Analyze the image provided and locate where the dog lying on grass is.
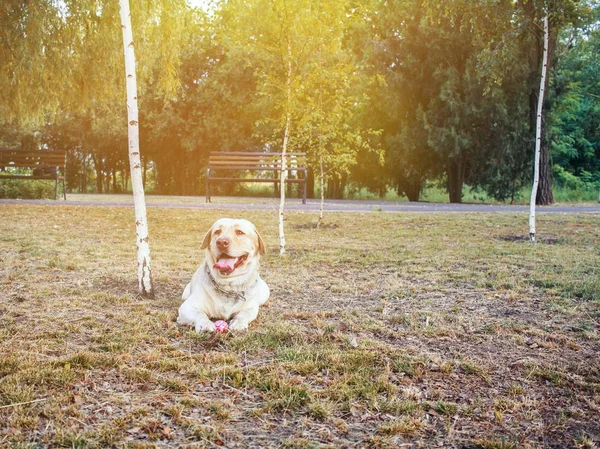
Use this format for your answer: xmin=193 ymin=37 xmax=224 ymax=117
xmin=177 ymin=218 xmax=270 ymax=332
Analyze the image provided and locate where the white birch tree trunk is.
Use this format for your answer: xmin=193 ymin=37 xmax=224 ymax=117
xmin=279 ymin=45 xmax=292 ymax=255
xmin=279 ymin=122 xmax=289 ymax=255
xmin=529 ymin=14 xmax=549 ymax=243
xmin=119 ymin=0 xmax=153 ymax=296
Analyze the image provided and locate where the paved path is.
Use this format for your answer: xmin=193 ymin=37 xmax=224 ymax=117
xmin=1 ymin=194 xmax=599 ymax=214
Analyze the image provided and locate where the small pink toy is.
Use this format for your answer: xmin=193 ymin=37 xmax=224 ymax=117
xmin=214 ymin=320 xmax=229 ymax=334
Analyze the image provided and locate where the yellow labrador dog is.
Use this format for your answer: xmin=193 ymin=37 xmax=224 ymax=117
xmin=177 ymin=218 xmax=270 ymax=332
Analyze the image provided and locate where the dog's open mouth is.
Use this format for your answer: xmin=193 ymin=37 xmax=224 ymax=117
xmin=213 ymin=253 xmax=248 ymax=274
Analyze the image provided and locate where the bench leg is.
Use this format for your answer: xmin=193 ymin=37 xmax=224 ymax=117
xmin=302 ymin=169 xmax=307 ymax=205
xmin=54 ymin=177 xmax=58 ymax=200
xmin=62 ymin=176 xmax=67 ymax=200
xmin=206 ymin=168 xmax=211 ymax=203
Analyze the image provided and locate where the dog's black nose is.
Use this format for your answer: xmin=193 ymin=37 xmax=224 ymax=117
xmin=216 ymin=237 xmax=230 ymax=249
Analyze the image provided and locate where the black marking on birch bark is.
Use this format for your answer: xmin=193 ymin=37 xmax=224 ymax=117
xmin=133 ymin=163 xmax=141 ymax=169
xmin=140 ymin=236 xmax=149 ymax=243
xmin=132 ymin=152 xmax=140 ymax=156
xmin=139 ymin=257 xmax=154 ymax=298
xmin=127 ymin=74 xmax=133 ymax=78
xmin=136 ymin=220 xmax=142 ymax=226
xmin=128 ymin=41 xmax=134 ymax=48
xmin=129 ymin=120 xmax=138 ymax=126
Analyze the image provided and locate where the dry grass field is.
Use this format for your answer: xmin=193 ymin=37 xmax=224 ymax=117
xmin=0 ymin=204 xmax=599 ymax=449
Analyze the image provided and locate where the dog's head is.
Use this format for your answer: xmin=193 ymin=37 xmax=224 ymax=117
xmin=201 ymin=218 xmax=266 ymax=279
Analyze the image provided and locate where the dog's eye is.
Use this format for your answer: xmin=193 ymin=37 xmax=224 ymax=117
xmin=214 ymin=229 xmax=222 ymax=236
xmin=235 ymin=230 xmax=245 ymax=236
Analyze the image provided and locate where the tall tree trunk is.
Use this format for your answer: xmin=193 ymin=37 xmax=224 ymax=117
xmin=120 ymin=0 xmax=153 ymax=297
xmin=340 ymin=173 xmax=348 ymax=198
xmin=447 ymin=157 xmax=465 ymax=203
xmin=121 ymin=168 xmax=126 ymax=192
xmin=279 ymin=41 xmax=292 ymax=255
xmin=92 ymin=156 xmax=104 ymax=193
xmin=178 ymin=149 xmax=186 ymax=195
xmin=405 ymin=186 xmax=421 ymax=202
xmin=326 ymin=176 xmax=343 ymax=199
xmin=530 ymin=15 xmax=549 ymax=242
xmin=306 ymin=167 xmax=315 ymax=199
xmin=317 ymin=152 xmax=325 ymax=227
xmin=510 ymin=177 xmax=516 ymax=205
xmin=124 ymin=165 xmax=130 ymax=192
xmin=401 ymin=177 xmax=422 ymax=202
xmin=81 ymin=151 xmax=87 ymax=193
xmin=536 ymin=135 xmax=553 ymax=205
xmin=112 ymin=168 xmax=118 ymax=192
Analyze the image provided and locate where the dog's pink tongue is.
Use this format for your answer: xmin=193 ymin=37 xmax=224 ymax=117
xmin=214 ymin=257 xmax=237 ymax=272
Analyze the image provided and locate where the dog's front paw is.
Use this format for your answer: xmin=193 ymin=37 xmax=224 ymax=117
xmin=195 ymin=320 xmax=216 ymax=333
xmin=228 ymin=319 xmax=249 ymax=331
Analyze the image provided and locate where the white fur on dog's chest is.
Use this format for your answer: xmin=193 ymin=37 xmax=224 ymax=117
xmin=204 ymin=288 xmax=254 ymax=320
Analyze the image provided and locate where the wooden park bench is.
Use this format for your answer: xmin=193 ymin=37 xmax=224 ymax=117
xmin=0 ymin=149 xmax=67 ymax=200
xmin=206 ymin=152 xmax=308 ymax=204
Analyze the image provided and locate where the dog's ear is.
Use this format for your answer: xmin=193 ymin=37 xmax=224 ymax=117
xmin=255 ymin=229 xmax=266 ymax=255
xmin=200 ymin=225 xmax=213 ymax=250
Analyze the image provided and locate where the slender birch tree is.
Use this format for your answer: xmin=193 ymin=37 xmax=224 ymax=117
xmin=278 ymin=41 xmax=292 ymax=255
xmin=221 ymin=0 xmax=317 ymax=255
xmin=119 ymin=0 xmax=154 ymax=296
xmin=529 ymin=14 xmax=549 ymax=243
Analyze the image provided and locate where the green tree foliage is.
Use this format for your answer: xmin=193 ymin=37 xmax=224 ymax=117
xmin=347 ymin=0 xmax=435 ymax=201
xmin=1 ymin=0 xmax=599 ymax=202
xmin=548 ymin=25 xmax=600 ymax=191
xmin=0 ymin=0 xmax=69 ymax=126
xmin=352 ymin=0 xmax=598 ymax=203
xmin=417 ymin=0 xmax=498 ymax=203
xmin=290 ymin=3 xmax=382 ymax=201
xmin=481 ymin=0 xmax=597 ymax=204
xmin=219 ymin=0 xmax=378 ymax=199
xmin=354 ymin=0 xmax=523 ymax=202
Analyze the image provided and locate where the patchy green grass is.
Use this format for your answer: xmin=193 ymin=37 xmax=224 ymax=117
xmin=344 ymin=182 xmax=600 ymax=204
xmin=0 ymin=205 xmax=599 ymax=448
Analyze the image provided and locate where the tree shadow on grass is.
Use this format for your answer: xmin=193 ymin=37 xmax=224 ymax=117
xmin=497 ymin=235 xmax=565 ymax=245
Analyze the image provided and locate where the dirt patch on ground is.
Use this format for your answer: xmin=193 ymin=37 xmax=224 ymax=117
xmin=497 ymin=234 xmax=565 ymax=245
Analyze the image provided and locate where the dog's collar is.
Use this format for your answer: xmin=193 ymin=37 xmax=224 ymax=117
xmin=206 ymin=267 xmax=257 ymax=302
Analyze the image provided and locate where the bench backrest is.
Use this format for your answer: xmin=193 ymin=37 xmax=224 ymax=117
xmin=208 ymin=152 xmax=306 ymax=171
xmin=0 ymin=150 xmax=67 ymax=169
